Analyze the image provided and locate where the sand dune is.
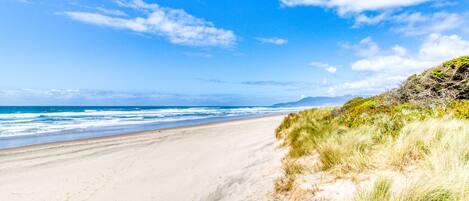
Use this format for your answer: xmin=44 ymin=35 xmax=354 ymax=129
xmin=0 ymin=115 xmax=285 ymax=201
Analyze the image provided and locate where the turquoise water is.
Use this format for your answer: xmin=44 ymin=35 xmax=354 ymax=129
xmin=0 ymin=106 xmax=302 ymax=149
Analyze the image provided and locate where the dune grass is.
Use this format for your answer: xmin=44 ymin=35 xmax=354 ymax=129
xmin=355 ymin=177 xmax=392 ymax=201
xmin=355 ymin=119 xmax=469 ymax=201
xmin=275 ymin=97 xmax=469 ymax=200
xmin=274 ymin=56 xmax=469 ymax=200
xmin=274 ymin=159 xmax=304 ymax=193
xmin=317 ymin=126 xmax=374 ymax=173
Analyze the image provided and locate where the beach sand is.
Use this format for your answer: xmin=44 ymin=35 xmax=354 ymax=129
xmin=0 ymin=115 xmax=285 ymax=201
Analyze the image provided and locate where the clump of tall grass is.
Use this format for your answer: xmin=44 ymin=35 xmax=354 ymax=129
xmin=317 ymin=126 xmax=375 ymax=174
xmin=387 ymin=119 xmax=469 ymax=169
xmin=277 ymin=108 xmax=338 ymax=158
xmin=356 ymin=118 xmax=469 ymax=201
xmin=397 ymin=173 xmax=467 ymax=201
xmin=354 ymin=177 xmax=392 ymax=201
xmin=275 ymin=159 xmax=304 ymax=193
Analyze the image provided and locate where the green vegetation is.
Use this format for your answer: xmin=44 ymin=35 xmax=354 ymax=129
xmin=355 ymin=177 xmax=392 ymax=201
xmin=274 ymin=159 xmax=304 ymax=193
xmin=387 ymin=56 xmax=469 ymax=102
xmin=431 ymin=67 xmax=445 ymax=78
xmin=443 ymin=56 xmax=469 ymax=69
xmin=274 ymin=56 xmax=469 ymax=200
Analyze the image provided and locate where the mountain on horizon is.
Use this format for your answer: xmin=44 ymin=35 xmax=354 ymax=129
xmin=272 ymin=95 xmax=361 ymax=107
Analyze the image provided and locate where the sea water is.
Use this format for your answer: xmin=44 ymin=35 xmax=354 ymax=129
xmin=0 ymin=106 xmax=303 ymax=149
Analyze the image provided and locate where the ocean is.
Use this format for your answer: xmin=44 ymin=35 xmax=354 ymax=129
xmin=0 ymin=106 xmax=303 ymax=149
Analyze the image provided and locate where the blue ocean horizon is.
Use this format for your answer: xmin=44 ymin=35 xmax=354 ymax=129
xmin=0 ymin=106 xmax=303 ymax=149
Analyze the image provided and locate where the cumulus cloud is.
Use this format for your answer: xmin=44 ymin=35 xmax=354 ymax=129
xmin=419 ymin=33 xmax=469 ymax=60
xmin=329 ymin=33 xmax=469 ymax=95
xmin=309 ymin=61 xmax=338 ymax=73
xmin=328 ymin=73 xmax=407 ymax=95
xmin=256 ymin=37 xmax=288 ymax=45
xmin=280 ymin=0 xmax=431 ymax=15
xmin=63 ymin=0 xmax=236 ymax=47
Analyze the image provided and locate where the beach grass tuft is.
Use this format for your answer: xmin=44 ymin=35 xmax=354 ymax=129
xmin=355 ymin=177 xmax=392 ymax=201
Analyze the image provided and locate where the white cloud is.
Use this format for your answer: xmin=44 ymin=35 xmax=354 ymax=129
xmin=309 ymin=61 xmax=338 ymax=73
xmin=341 ymin=36 xmax=380 ymax=57
xmin=280 ymin=0 xmax=431 ymax=15
xmin=431 ymin=0 xmax=458 ymax=8
xmin=65 ymin=12 xmax=147 ymax=31
xmin=353 ymin=11 xmax=392 ymax=27
xmin=63 ymin=0 xmax=236 ymax=47
xmin=392 ymin=45 xmax=407 ymax=56
xmin=392 ymin=12 xmax=463 ymax=36
xmin=328 ymin=73 xmax=407 ymax=95
xmin=354 ymin=11 xmax=465 ymax=35
xmin=351 ymin=54 xmax=435 ymax=73
xmin=0 ymin=88 xmax=256 ymax=106
xmin=0 ymin=89 xmax=83 ymax=99
xmin=325 ymin=67 xmax=337 ymax=73
xmin=256 ymin=37 xmax=288 ymax=45
xmin=95 ymin=7 xmax=128 ymax=17
xmin=280 ymin=0 xmax=465 ymax=36
xmin=329 ymin=33 xmax=469 ymax=95
xmin=419 ymin=33 xmax=469 ymax=60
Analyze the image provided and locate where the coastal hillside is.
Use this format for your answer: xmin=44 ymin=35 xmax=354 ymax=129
xmin=273 ymin=95 xmax=358 ymax=107
xmin=273 ymin=56 xmax=469 ymax=201
xmin=386 ymin=56 xmax=469 ymax=102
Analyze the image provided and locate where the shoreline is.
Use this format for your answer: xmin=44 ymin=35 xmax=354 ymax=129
xmin=0 ymin=113 xmax=290 ymax=151
xmin=0 ymin=114 xmax=286 ymax=153
xmin=0 ymin=114 xmax=286 ymax=201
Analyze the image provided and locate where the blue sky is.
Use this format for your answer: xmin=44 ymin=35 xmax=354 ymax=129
xmin=1 ymin=0 xmax=468 ymax=106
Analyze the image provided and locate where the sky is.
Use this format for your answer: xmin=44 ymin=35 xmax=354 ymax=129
xmin=0 ymin=0 xmax=468 ymax=106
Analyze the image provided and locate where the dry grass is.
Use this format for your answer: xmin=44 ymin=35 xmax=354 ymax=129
xmin=274 ymin=101 xmax=469 ymax=200
xmin=355 ymin=177 xmax=392 ymax=201
xmin=275 ymin=159 xmax=304 ymax=193
xmin=355 ymin=118 xmax=469 ymax=201
xmin=317 ymin=126 xmax=375 ymax=174
xmin=273 ymin=56 xmax=469 ymax=200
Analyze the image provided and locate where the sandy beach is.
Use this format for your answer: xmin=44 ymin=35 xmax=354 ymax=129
xmin=0 ymin=115 xmax=285 ymax=201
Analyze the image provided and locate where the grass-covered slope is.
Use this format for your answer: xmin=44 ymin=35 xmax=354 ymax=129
xmin=274 ymin=56 xmax=469 ymax=201
xmin=387 ymin=55 xmax=469 ymax=102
